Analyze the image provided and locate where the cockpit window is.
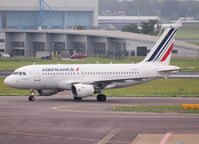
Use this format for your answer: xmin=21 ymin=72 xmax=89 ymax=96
xmin=12 ymin=72 xmax=26 ymax=76
xmin=12 ymin=72 xmax=18 ymax=75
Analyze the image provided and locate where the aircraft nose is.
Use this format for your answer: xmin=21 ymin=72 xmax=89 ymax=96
xmin=4 ymin=76 xmax=12 ymax=87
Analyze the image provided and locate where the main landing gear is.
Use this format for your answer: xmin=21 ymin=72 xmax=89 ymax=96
xmin=28 ymin=89 xmax=35 ymax=102
xmin=73 ymin=97 xmax=82 ymax=101
xmin=97 ymin=94 xmax=106 ymax=102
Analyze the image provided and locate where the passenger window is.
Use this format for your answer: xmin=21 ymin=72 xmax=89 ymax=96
xmin=19 ymin=72 xmax=22 ymax=75
xmin=23 ymin=72 xmax=26 ymax=75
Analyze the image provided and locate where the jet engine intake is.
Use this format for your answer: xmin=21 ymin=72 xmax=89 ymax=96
xmin=71 ymin=84 xmax=95 ymax=98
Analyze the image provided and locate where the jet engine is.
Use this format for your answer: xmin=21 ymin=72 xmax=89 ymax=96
xmin=37 ymin=90 xmax=58 ymax=96
xmin=71 ymin=84 xmax=95 ymax=98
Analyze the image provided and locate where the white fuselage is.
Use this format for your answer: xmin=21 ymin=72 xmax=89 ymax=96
xmin=4 ymin=63 xmax=179 ymax=91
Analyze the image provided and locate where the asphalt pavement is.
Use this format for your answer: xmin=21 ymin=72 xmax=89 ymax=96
xmin=0 ymin=94 xmax=199 ymax=144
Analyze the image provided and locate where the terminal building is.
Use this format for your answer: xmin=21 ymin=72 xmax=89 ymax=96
xmin=0 ymin=0 xmax=198 ymax=58
xmin=0 ymin=29 xmax=199 ymax=57
xmin=0 ymin=0 xmax=98 ymax=30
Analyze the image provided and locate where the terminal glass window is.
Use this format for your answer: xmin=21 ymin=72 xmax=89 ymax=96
xmin=137 ymin=46 xmax=147 ymax=56
xmin=72 ymin=42 xmax=85 ymax=54
xmin=52 ymin=42 xmax=65 ymax=55
xmin=0 ymin=39 xmax=5 ymax=42
xmin=108 ymin=41 xmax=127 ymax=58
xmin=33 ymin=42 xmax=45 ymax=56
xmin=94 ymin=42 xmax=106 ymax=57
xmin=13 ymin=42 xmax=24 ymax=48
xmin=12 ymin=42 xmax=25 ymax=56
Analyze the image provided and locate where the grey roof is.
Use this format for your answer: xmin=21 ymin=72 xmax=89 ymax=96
xmin=98 ymin=16 xmax=160 ymax=23
xmin=1 ymin=29 xmax=199 ymax=50
xmin=0 ymin=0 xmax=97 ymax=11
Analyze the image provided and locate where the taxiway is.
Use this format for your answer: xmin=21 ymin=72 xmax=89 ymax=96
xmin=0 ymin=93 xmax=199 ymax=144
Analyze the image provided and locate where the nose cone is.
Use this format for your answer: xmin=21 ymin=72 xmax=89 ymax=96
xmin=4 ymin=76 xmax=14 ymax=88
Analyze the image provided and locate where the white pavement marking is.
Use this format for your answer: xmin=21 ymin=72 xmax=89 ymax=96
xmin=159 ymin=132 xmax=172 ymax=144
xmin=98 ymin=128 xmax=121 ymax=144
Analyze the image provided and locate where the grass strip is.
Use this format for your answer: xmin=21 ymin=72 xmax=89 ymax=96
xmin=1 ymin=77 xmax=199 ymax=97
xmin=112 ymin=105 xmax=199 ymax=114
xmin=104 ymin=79 xmax=199 ymax=97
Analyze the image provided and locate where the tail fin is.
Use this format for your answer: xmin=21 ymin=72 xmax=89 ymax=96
xmin=175 ymin=17 xmax=183 ymax=28
xmin=141 ymin=27 xmax=177 ymax=65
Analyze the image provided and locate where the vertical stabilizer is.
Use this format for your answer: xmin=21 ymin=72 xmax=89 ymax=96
xmin=141 ymin=27 xmax=177 ymax=65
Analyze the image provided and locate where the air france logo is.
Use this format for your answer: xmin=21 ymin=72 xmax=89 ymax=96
xmin=42 ymin=67 xmax=80 ymax=72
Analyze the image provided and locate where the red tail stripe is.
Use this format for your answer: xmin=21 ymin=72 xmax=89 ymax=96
xmin=160 ymin=43 xmax=174 ymax=62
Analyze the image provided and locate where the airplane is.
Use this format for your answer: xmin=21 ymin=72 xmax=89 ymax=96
xmin=4 ymin=26 xmax=180 ymax=102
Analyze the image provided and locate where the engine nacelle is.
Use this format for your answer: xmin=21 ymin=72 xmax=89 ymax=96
xmin=37 ymin=90 xmax=58 ymax=96
xmin=71 ymin=84 xmax=95 ymax=98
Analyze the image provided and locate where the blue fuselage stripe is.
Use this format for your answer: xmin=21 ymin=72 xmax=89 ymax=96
xmin=147 ymin=28 xmax=175 ymax=62
xmin=153 ymin=29 xmax=176 ymax=62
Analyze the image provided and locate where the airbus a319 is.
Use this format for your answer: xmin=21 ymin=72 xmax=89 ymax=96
xmin=4 ymin=27 xmax=180 ymax=102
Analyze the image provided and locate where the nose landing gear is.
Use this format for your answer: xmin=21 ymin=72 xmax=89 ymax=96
xmin=29 ymin=89 xmax=35 ymax=102
xmin=28 ymin=96 xmax=35 ymax=101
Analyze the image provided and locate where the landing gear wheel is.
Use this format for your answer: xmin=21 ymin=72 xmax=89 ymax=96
xmin=97 ymin=94 xmax=106 ymax=102
xmin=28 ymin=96 xmax=35 ymax=102
xmin=73 ymin=97 xmax=82 ymax=101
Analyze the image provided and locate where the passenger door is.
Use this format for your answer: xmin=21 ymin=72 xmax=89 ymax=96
xmin=33 ymin=67 xmax=41 ymax=81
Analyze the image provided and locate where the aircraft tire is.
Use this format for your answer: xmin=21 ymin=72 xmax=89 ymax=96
xmin=73 ymin=97 xmax=82 ymax=101
xmin=97 ymin=94 xmax=106 ymax=102
xmin=28 ymin=96 xmax=35 ymax=102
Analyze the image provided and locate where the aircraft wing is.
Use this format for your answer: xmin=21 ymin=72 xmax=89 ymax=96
xmin=64 ymin=76 xmax=148 ymax=90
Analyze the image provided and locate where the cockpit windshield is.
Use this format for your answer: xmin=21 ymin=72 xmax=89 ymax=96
xmin=12 ymin=72 xmax=26 ymax=76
